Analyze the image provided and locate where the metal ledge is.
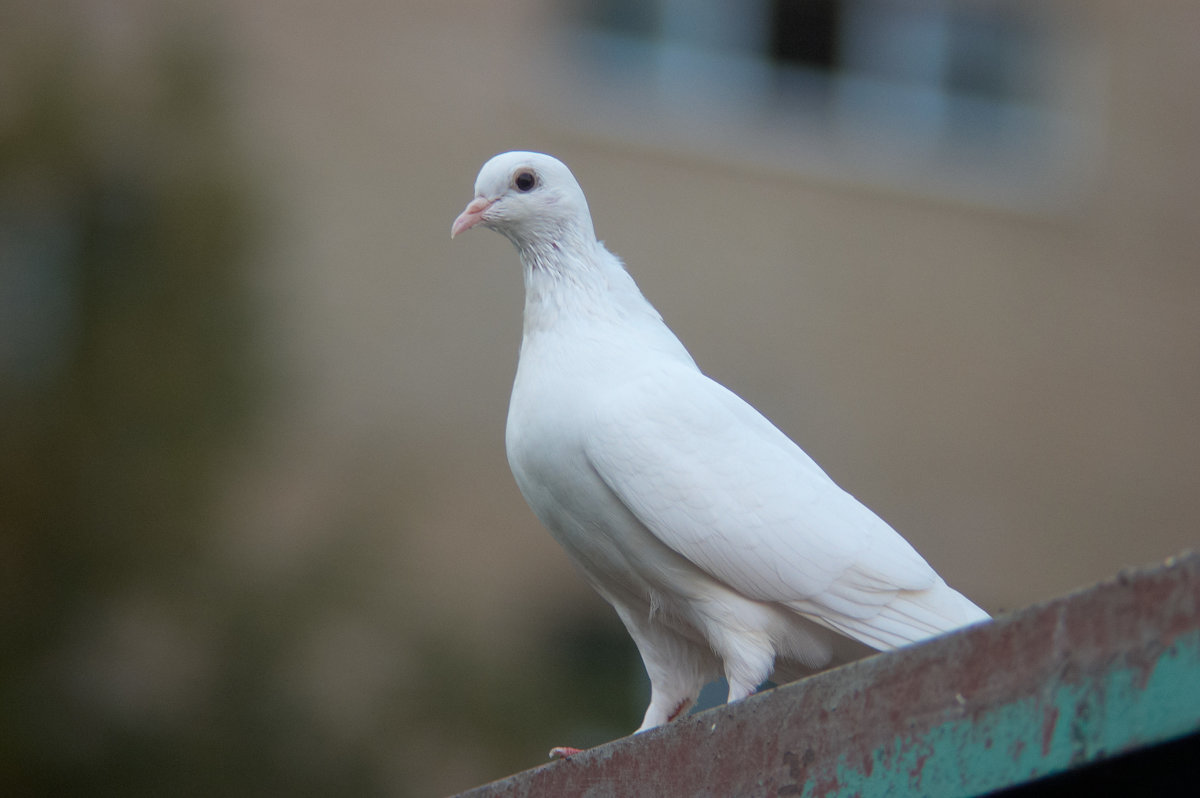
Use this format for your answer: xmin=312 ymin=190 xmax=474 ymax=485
xmin=456 ymin=551 xmax=1200 ymax=797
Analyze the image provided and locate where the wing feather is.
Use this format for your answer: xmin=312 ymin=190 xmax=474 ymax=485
xmin=584 ymin=366 xmax=982 ymax=647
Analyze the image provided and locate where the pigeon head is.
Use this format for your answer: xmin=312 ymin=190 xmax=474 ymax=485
xmin=451 ymin=151 xmax=596 ymax=251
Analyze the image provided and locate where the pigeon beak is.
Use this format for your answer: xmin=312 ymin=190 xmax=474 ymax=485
xmin=451 ymin=196 xmax=495 ymax=238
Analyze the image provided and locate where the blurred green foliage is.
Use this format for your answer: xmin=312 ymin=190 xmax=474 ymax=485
xmin=0 ymin=19 xmax=262 ymax=797
xmin=0 ymin=15 xmax=644 ymax=797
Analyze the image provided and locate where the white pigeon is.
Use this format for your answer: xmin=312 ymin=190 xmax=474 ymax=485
xmin=451 ymin=151 xmax=989 ymax=748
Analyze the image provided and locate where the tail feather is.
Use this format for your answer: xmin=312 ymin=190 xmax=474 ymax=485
xmin=792 ymin=579 xmax=989 ymax=651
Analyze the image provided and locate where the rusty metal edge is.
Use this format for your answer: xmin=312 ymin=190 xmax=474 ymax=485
xmin=453 ymin=551 xmax=1200 ymax=797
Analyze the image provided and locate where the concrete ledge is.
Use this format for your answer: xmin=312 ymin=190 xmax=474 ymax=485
xmin=455 ymin=551 xmax=1200 ymax=797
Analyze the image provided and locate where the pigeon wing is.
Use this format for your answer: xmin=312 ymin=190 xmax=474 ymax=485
xmin=584 ymin=365 xmax=978 ymax=649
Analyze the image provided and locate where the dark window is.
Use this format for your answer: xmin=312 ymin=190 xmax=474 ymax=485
xmin=559 ymin=0 xmax=1092 ymax=207
xmin=769 ymin=0 xmax=841 ymax=72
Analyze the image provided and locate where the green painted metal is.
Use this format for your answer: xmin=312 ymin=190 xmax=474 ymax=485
xmin=821 ymin=631 xmax=1200 ymax=796
xmin=456 ymin=552 xmax=1200 ymax=797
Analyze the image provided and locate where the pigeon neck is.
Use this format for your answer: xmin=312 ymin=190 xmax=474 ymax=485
xmin=518 ymin=237 xmax=659 ymax=333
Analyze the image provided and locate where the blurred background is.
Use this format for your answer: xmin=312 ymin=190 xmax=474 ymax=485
xmin=2 ymin=0 xmax=1197 ymax=795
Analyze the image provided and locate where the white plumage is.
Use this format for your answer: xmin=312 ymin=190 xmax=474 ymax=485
xmin=452 ymin=151 xmax=988 ymax=738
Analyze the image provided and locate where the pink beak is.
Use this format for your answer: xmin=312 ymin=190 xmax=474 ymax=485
xmin=450 ymin=196 xmax=495 ymax=238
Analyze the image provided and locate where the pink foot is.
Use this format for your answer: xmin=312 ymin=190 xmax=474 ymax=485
xmin=549 ymin=746 xmax=585 ymax=760
xmin=667 ymin=698 xmax=693 ymax=723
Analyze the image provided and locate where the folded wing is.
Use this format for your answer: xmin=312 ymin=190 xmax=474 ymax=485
xmin=585 ymin=366 xmax=987 ymax=650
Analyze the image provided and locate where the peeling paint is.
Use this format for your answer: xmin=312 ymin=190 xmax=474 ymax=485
xmin=805 ymin=632 xmax=1200 ymax=796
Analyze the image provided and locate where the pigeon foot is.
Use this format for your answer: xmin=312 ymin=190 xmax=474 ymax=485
xmin=549 ymin=746 xmax=584 ymax=760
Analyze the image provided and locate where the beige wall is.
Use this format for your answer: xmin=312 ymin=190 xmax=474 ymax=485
xmin=214 ymin=1 xmax=1200 ymax=790
xmin=218 ymin=0 xmax=1197 ymax=627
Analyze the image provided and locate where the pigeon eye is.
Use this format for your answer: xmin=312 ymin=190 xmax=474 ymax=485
xmin=514 ymin=170 xmax=537 ymax=192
